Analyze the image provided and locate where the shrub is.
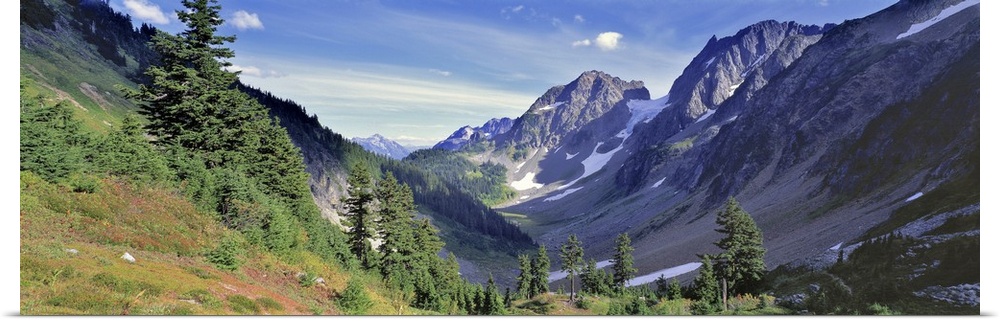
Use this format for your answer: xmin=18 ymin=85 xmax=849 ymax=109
xmin=336 ymin=278 xmax=372 ymax=315
xmin=206 ymin=234 xmax=244 ymax=271
xmin=227 ymin=295 xmax=260 ymax=314
xmin=256 ymin=297 xmax=284 ymax=313
xmin=728 ymin=294 xmax=762 ymax=312
xmin=179 ymin=289 xmax=222 ymax=309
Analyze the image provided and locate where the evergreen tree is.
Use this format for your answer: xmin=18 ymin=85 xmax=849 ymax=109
xmin=516 ymin=254 xmax=534 ymax=299
xmin=345 ymin=164 xmax=376 ymax=268
xmin=655 ymin=274 xmax=669 ymax=300
xmin=530 ymin=245 xmax=550 ymax=297
xmin=483 ymin=274 xmax=505 ymax=315
xmin=559 ymin=234 xmax=584 ymax=301
xmin=611 ymin=233 xmax=637 ymax=293
xmin=691 ymin=255 xmax=720 ymax=314
xmin=668 ymin=278 xmax=683 ymax=300
xmin=375 ymin=172 xmax=416 ymax=280
xmin=503 ymin=287 xmax=512 ymax=309
xmin=20 ymin=87 xmax=88 ymax=181
xmin=713 ymin=197 xmax=766 ymax=296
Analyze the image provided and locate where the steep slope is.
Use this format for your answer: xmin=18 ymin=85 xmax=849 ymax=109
xmin=433 ymin=117 xmax=514 ymax=151
xmin=514 ymin=0 xmax=978 ymax=292
xmin=632 ymin=20 xmax=832 ymax=149
xmin=351 ymin=134 xmax=411 ymax=160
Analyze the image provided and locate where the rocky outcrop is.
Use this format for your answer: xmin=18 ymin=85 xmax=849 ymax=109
xmin=433 ymin=117 xmax=513 ymax=151
xmin=633 ymin=20 xmax=832 ymax=150
xmin=496 ymin=70 xmax=648 ymax=150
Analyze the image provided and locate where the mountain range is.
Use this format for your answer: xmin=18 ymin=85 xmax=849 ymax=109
xmin=350 ymin=134 xmax=412 ymax=160
xmin=435 ymin=0 xmax=979 ymax=298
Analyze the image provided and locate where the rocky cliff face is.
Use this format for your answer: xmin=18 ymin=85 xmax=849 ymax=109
xmin=500 ymin=0 xmax=978 ymax=281
xmin=496 ymin=70 xmax=649 ymax=151
xmin=633 ymin=20 xmax=832 ymax=150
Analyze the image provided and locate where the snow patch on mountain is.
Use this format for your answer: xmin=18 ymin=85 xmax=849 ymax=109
xmin=897 ymin=0 xmax=979 ymax=39
xmin=728 ymin=82 xmax=743 ymax=96
xmin=617 ymin=95 xmax=671 ymax=141
xmin=544 ymin=187 xmax=583 ymax=202
xmin=741 ymin=54 xmax=767 ymax=78
xmin=628 ymin=262 xmax=703 ymax=286
xmin=695 ymin=108 xmax=717 ymax=123
xmin=703 ymin=57 xmax=716 ymax=70
xmin=537 ymin=101 xmax=566 ymax=112
xmin=549 ymin=259 xmax=614 ymax=281
xmin=652 ymin=177 xmax=666 ymax=188
xmin=511 ymin=172 xmax=543 ymax=190
xmin=566 ymin=152 xmax=579 ymax=160
xmin=906 ymin=192 xmax=924 ymax=202
xmin=558 ymin=141 xmax=624 ymax=189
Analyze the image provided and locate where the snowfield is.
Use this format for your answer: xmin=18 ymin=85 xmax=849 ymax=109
xmin=695 ymin=108 xmax=716 ymax=123
xmin=511 ymin=172 xmax=543 ymax=190
xmin=906 ymin=192 xmax=924 ymax=202
xmin=628 ymin=262 xmax=702 ymax=286
xmin=652 ymin=177 xmax=666 ymax=188
xmin=544 ymin=187 xmax=583 ymax=202
xmin=897 ymin=0 xmax=979 ymax=39
xmin=617 ymin=95 xmax=671 ymax=141
xmin=558 ymin=142 xmax=623 ymax=189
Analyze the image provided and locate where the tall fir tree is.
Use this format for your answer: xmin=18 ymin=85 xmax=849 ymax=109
xmin=559 ymin=234 xmax=584 ymax=301
xmin=346 ymin=164 xmax=376 ymax=269
xmin=375 ymin=172 xmax=416 ymax=281
xmin=611 ymin=233 xmax=637 ymax=293
xmin=530 ymin=245 xmax=550 ymax=297
xmin=516 ymin=253 xmax=534 ymax=299
xmin=668 ymin=278 xmax=683 ymax=300
xmin=691 ymin=255 xmax=720 ymax=314
xmin=713 ymin=197 xmax=766 ymax=296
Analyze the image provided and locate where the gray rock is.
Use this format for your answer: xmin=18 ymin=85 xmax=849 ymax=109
xmin=121 ymin=252 xmax=136 ymax=263
xmin=64 ymin=248 xmax=79 ymax=255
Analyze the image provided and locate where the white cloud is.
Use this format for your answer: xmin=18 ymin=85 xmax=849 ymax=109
xmin=818 ymin=0 xmax=830 ymax=6
xmin=123 ymin=0 xmax=170 ymax=24
xmin=572 ymin=39 xmax=591 ymax=47
xmin=429 ymin=69 xmax=452 ymax=77
xmin=226 ymin=65 xmax=285 ymax=78
xmin=512 ymin=5 xmax=525 ymax=13
xmin=595 ymin=32 xmax=623 ymax=51
xmin=231 ymin=10 xmax=264 ymax=30
xmin=574 ymin=14 xmax=585 ymax=23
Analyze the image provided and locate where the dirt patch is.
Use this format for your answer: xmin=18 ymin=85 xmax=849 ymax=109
xmin=79 ymin=82 xmax=111 ymax=111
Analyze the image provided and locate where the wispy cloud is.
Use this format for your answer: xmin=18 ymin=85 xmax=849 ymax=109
xmin=429 ymin=69 xmax=452 ymax=77
xmin=571 ymin=39 xmax=591 ymax=47
xmin=818 ymin=0 xmax=830 ymax=6
xmin=226 ymin=65 xmax=285 ymax=78
xmin=123 ymin=0 xmax=170 ymax=24
xmin=231 ymin=10 xmax=264 ymax=30
xmin=574 ymin=14 xmax=585 ymax=23
xmin=595 ymin=32 xmax=623 ymax=51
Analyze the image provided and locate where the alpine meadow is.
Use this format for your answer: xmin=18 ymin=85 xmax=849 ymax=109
xmin=18 ymin=0 xmax=981 ymax=315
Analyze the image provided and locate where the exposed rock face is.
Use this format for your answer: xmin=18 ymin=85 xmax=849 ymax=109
xmin=433 ymin=117 xmax=513 ymax=151
xmin=502 ymin=0 xmax=979 ymax=280
xmin=496 ymin=70 xmax=649 ymax=150
xmin=617 ymin=20 xmax=828 ymax=194
xmin=351 ymin=134 xmax=411 ymax=160
xmin=633 ymin=20 xmax=832 ymax=150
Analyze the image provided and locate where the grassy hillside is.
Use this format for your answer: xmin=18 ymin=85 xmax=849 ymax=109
xmin=19 ymin=170 xmax=429 ymax=315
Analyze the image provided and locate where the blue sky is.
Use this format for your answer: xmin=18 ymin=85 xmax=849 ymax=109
xmin=113 ymin=0 xmax=896 ymax=146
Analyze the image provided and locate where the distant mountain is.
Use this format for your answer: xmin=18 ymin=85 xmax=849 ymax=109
xmin=447 ymin=1 xmax=978 ymax=302
xmin=351 ymin=134 xmax=411 ymax=159
xmin=433 ymin=117 xmax=514 ymax=150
